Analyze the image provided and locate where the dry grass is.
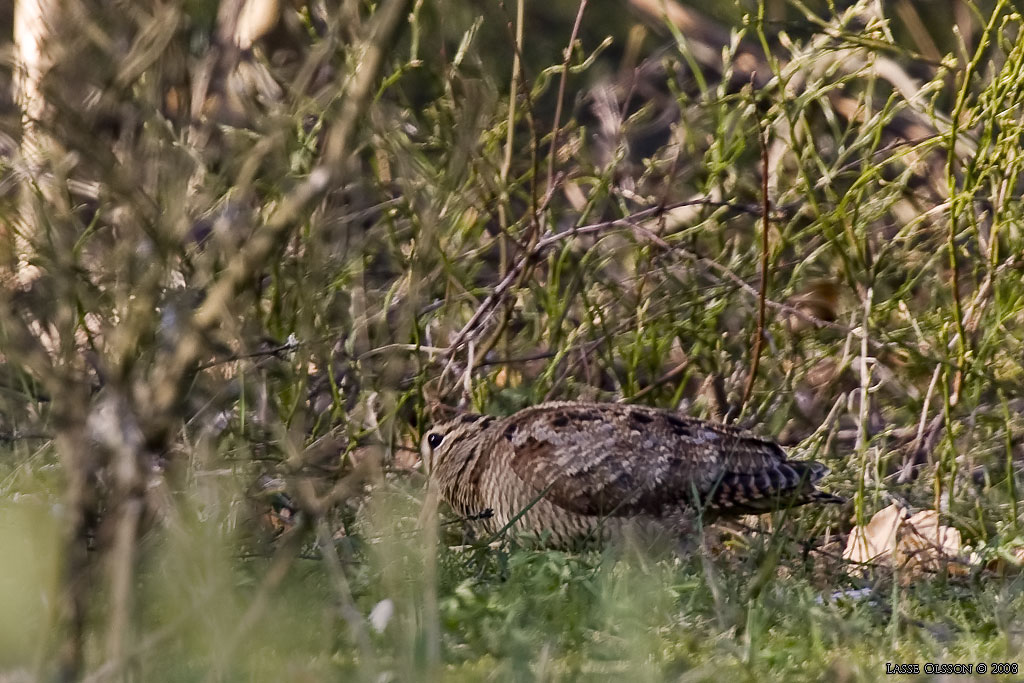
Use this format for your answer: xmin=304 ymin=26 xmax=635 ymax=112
xmin=1 ymin=0 xmax=1023 ymax=680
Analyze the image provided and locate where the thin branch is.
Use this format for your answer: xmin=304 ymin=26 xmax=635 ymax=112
xmin=622 ymin=359 xmax=688 ymax=402
xmin=145 ymin=0 xmax=412 ymax=440
xmin=546 ymin=0 xmax=588 ymax=200
xmin=943 ymin=0 xmax=1008 ymax=405
xmin=738 ymin=124 xmax=772 ymax=417
xmin=205 ymin=522 xmax=306 ymax=682
xmin=314 ymin=518 xmax=376 ymax=674
xmin=441 ymin=197 xmax=777 ymax=363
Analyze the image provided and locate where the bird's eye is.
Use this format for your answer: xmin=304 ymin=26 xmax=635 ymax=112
xmin=427 ymin=433 xmax=444 ymax=449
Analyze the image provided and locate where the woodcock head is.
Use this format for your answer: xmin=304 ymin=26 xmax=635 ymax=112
xmin=420 ymin=413 xmax=495 ymax=477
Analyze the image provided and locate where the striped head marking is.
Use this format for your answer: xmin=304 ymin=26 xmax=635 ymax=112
xmin=420 ymin=413 xmax=495 ymax=476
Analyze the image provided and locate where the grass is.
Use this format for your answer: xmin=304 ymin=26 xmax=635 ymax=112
xmin=103 ymin=513 xmax=1024 ymax=680
xmin=1 ymin=0 xmax=1024 ymax=680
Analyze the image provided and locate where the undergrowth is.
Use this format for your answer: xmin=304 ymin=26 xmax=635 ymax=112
xmin=1 ymin=0 xmax=1023 ymax=680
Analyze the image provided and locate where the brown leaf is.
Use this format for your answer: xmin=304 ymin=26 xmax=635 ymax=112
xmin=843 ymin=505 xmax=977 ymax=579
xmin=895 ymin=510 xmax=963 ymax=575
xmin=842 ymin=503 xmax=907 ymax=565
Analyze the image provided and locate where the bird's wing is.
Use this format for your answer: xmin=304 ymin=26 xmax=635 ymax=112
xmin=501 ymin=402 xmax=829 ymax=517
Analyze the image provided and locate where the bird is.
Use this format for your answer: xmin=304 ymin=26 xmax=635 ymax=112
xmin=421 ymin=401 xmax=841 ymax=548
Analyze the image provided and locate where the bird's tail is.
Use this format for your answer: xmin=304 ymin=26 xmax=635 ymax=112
xmin=709 ymin=460 xmax=844 ymax=514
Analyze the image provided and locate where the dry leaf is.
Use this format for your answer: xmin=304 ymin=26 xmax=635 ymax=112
xmin=896 ymin=510 xmax=962 ymax=574
xmin=369 ymin=599 xmax=395 ymax=633
xmin=563 ymin=182 xmax=587 ymax=212
xmin=843 ymin=503 xmax=907 ymax=565
xmin=786 ymin=279 xmax=842 ymax=331
xmin=393 ymin=434 xmax=421 ymax=470
xmin=494 ymin=367 xmax=521 ymax=389
xmin=984 ymin=544 xmax=1024 ymax=575
xmin=843 ymin=505 xmax=975 ymax=579
xmin=235 ymin=0 xmax=282 ymax=49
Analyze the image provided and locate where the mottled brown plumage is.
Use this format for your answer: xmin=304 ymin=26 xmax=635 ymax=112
xmin=422 ymin=401 xmax=840 ymax=548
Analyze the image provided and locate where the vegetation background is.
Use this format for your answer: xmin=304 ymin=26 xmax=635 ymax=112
xmin=0 ymin=0 xmax=1023 ymax=680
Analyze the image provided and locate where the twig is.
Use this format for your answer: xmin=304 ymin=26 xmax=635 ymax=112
xmin=145 ymin=0 xmax=412 ymax=441
xmin=546 ymin=0 xmax=588 ymax=200
xmin=187 ymin=0 xmax=245 ymax=151
xmin=81 ymin=588 xmax=216 ymax=683
xmin=440 ymin=197 xmax=778 ymax=366
xmin=623 ymin=359 xmax=688 ymax=402
xmin=0 ymin=430 xmax=52 ymax=442
xmin=943 ymin=0 xmax=1009 ymax=405
xmin=196 ymin=338 xmax=302 ymax=370
xmin=104 ymin=495 xmax=142 ymax=672
xmin=314 ymin=518 xmax=376 ymax=675
xmin=898 ymin=365 xmax=943 ymax=483
xmin=206 ymin=522 xmax=306 ymax=682
xmin=494 ymin=0 xmax=525 ymax=364
xmin=54 ymin=425 xmax=95 ymax=683
xmin=738 ymin=124 xmax=772 ymax=417
xmin=855 ymin=283 xmax=875 ymax=515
